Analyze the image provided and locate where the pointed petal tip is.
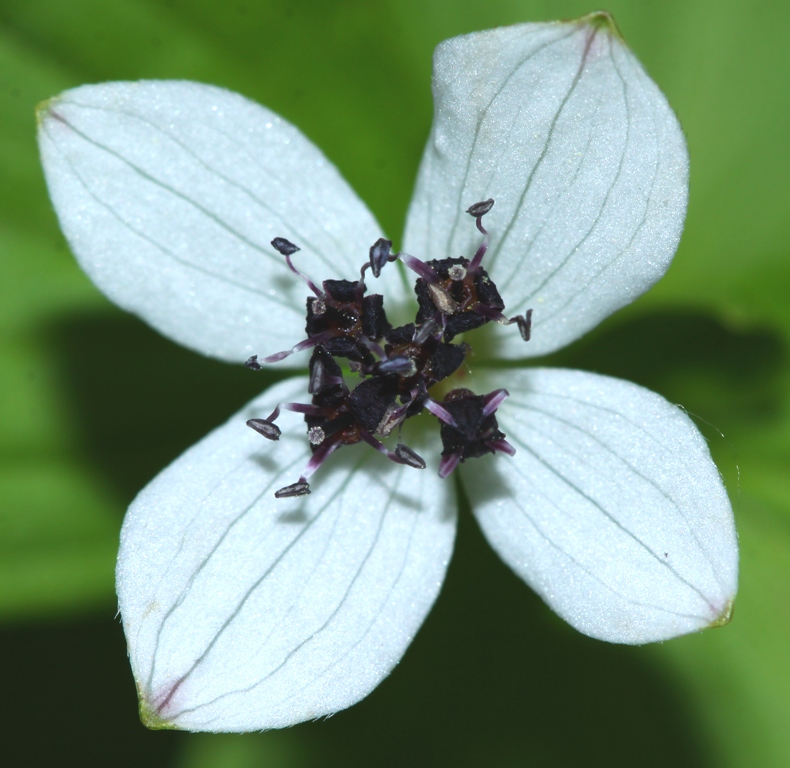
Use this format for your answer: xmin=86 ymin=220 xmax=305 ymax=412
xmin=709 ymin=598 xmax=735 ymax=629
xmin=572 ymin=10 xmax=624 ymax=40
xmin=35 ymin=95 xmax=61 ymax=129
xmin=137 ymin=686 xmax=180 ymax=731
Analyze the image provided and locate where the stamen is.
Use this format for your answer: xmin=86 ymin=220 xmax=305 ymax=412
xmin=466 ymin=199 xmax=495 ymax=219
xmin=300 ymin=438 xmax=343 ymax=481
xmin=262 ymin=333 xmax=330 ymax=364
xmin=273 ymin=436 xmax=344 ymax=498
xmin=438 ymin=452 xmax=462 ymax=479
xmin=375 ymin=400 xmax=412 ymax=438
xmin=271 ymin=236 xmax=322 ymax=297
xmin=399 ymin=252 xmax=441 ymax=284
xmin=472 ymin=303 xmax=509 ymax=324
xmin=466 ymin=198 xmax=495 ymax=272
xmin=511 ymin=309 xmax=533 ymax=342
xmin=366 ymin=238 xmax=395 ymax=279
xmin=244 ymin=355 xmax=261 ymax=371
xmin=247 ymin=419 xmax=281 ymax=440
xmin=395 ymin=443 xmax=427 ymax=469
xmin=271 ymin=237 xmax=300 ymax=257
xmin=275 ymin=481 xmax=311 ymax=499
xmin=487 ymin=438 xmax=516 ymax=456
xmin=473 ymin=305 xmax=533 ymax=343
xmin=248 ymin=402 xmax=327 ymax=443
xmin=359 ymin=430 xmax=426 ymax=469
xmin=422 ymin=397 xmax=459 ymax=428
xmin=482 ymin=388 xmax=510 ymax=417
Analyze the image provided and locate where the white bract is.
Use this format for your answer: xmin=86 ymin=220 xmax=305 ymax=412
xmin=38 ymin=13 xmax=738 ymax=733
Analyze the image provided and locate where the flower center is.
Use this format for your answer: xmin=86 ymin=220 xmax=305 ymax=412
xmin=246 ymin=199 xmax=532 ymax=498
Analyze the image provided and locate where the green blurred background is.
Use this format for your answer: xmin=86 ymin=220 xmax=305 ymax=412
xmin=1 ymin=0 xmax=788 ymax=765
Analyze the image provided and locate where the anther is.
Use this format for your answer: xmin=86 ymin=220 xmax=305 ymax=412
xmin=395 ymin=443 xmax=426 ymax=469
xmin=368 ymin=238 xmax=393 ymax=279
xmin=245 ymin=355 xmax=261 ymax=370
xmin=271 ymin=237 xmax=301 ymax=256
xmin=466 ymin=199 xmax=495 ymax=218
xmin=247 ymin=419 xmax=281 ymax=440
xmin=275 ymin=481 xmax=311 ymax=499
xmin=511 ymin=309 xmax=533 ymax=342
xmin=273 ymin=235 xmax=322 ymax=296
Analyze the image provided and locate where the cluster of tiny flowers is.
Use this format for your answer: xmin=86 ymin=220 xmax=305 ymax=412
xmin=245 ymin=200 xmax=532 ymax=498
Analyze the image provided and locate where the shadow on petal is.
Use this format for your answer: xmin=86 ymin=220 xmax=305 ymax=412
xmin=45 ymin=309 xmax=284 ymax=507
xmin=544 ymin=308 xmax=786 ymax=429
xmin=0 ymin=508 xmax=712 ymax=767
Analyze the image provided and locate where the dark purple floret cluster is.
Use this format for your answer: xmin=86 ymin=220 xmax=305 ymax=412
xmin=246 ymin=199 xmax=532 ymax=498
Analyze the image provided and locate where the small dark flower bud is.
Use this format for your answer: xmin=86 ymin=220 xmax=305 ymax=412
xmin=369 ymin=238 xmax=393 ymax=278
xmin=275 ymin=482 xmax=311 ymax=499
xmin=271 ymin=237 xmax=300 ymax=256
xmin=247 ymin=419 xmax=281 ymax=440
xmin=466 ymin=199 xmax=495 ymax=218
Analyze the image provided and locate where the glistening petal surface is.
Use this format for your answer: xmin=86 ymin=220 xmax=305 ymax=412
xmin=117 ymin=378 xmax=456 ymax=732
xmin=463 ymin=368 xmax=737 ymax=644
xmin=37 ymin=81 xmax=394 ymax=362
xmin=404 ymin=14 xmax=688 ymax=357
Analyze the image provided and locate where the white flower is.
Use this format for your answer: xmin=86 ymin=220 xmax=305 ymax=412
xmin=38 ymin=13 xmax=737 ymax=733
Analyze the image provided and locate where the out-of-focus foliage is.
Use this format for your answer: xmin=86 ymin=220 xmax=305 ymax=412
xmin=0 ymin=0 xmax=787 ymax=765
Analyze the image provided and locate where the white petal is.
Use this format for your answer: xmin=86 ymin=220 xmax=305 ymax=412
xmin=404 ymin=14 xmax=689 ymax=357
xmin=118 ymin=377 xmax=455 ymax=732
xmin=38 ymin=81 xmax=398 ymax=362
xmin=463 ymin=368 xmax=737 ymax=644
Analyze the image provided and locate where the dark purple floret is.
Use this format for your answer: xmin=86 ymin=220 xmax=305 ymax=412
xmin=439 ymin=390 xmax=505 ymax=461
xmin=322 ymin=279 xmax=360 ymax=303
xmin=436 ymin=388 xmax=515 ymax=479
xmin=361 ymin=294 xmax=391 ymax=339
xmin=348 ymin=376 xmax=399 ymax=434
xmin=385 ymin=324 xmax=416 ymax=346
xmin=413 ymin=256 xmax=505 ymax=342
